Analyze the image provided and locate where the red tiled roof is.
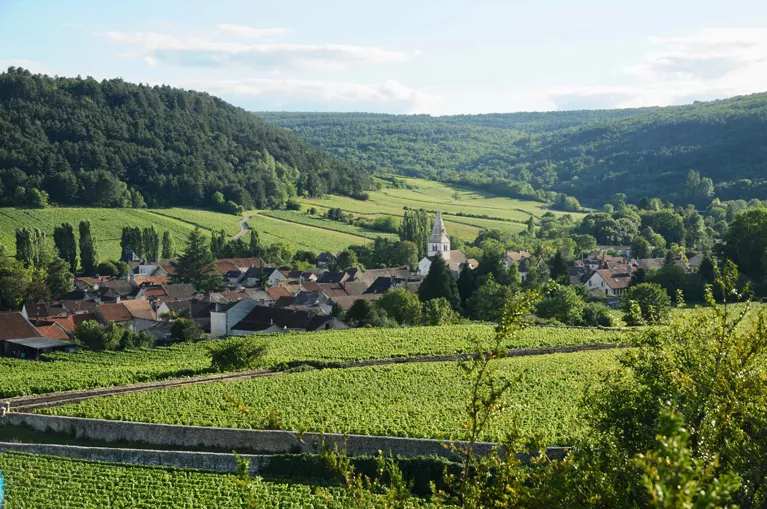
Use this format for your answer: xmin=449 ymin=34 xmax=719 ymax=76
xmin=595 ymin=269 xmax=632 ymax=290
xmin=0 ymin=312 xmax=43 ymax=340
xmin=134 ymin=275 xmax=171 ymax=286
xmin=47 ymin=316 xmax=75 ymax=333
xmin=506 ymin=250 xmax=532 ymax=262
xmin=97 ymin=303 xmax=132 ymax=322
xmin=266 ymin=287 xmax=291 ymax=300
xmin=141 ymin=287 xmax=168 ymax=299
xmin=214 ymin=261 xmax=240 ymax=275
xmin=73 ymin=313 xmax=97 ymax=326
xmin=122 ymin=300 xmax=157 ymax=321
xmin=36 ymin=324 xmax=69 ymax=340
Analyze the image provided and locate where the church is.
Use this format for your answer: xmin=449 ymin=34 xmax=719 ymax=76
xmin=417 ymin=211 xmax=478 ymax=276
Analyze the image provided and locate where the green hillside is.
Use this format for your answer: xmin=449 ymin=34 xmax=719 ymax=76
xmin=258 ymin=92 xmax=767 ymax=206
xmin=0 ymin=67 xmax=370 ymax=211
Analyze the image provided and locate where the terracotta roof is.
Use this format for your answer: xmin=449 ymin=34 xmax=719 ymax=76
xmin=73 ymin=313 xmax=97 ymax=326
xmin=122 ymin=299 xmax=157 ymax=321
xmin=506 ymin=250 xmax=532 ymax=262
xmin=214 ymin=261 xmax=240 ymax=275
xmin=160 ymin=264 xmax=176 ymax=275
xmin=216 ymin=257 xmax=264 ymax=269
xmin=466 ymin=258 xmax=480 ymax=268
xmin=97 ymin=303 xmax=132 ymax=322
xmin=133 ymin=275 xmax=171 ymax=286
xmin=302 ymin=282 xmax=323 ymax=293
xmin=0 ymin=312 xmax=43 ymax=340
xmin=46 ymin=316 xmax=75 ymax=333
xmin=141 ymin=287 xmax=168 ymax=299
xmin=221 ymin=291 xmax=248 ymax=302
xmin=24 ymin=303 xmax=66 ymax=319
xmin=343 ymin=280 xmax=370 ymax=296
xmin=266 ymin=287 xmax=291 ymax=300
xmin=36 ymin=324 xmax=70 ymax=340
xmin=595 ymin=269 xmax=632 ymax=290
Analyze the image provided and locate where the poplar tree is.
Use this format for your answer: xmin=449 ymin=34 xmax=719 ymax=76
xmin=53 ymin=222 xmax=78 ymax=273
xmin=142 ymin=226 xmax=160 ymax=262
xmin=15 ymin=227 xmax=47 ymax=268
xmin=248 ymin=230 xmax=260 ymax=257
xmin=120 ymin=226 xmax=143 ymax=258
xmin=161 ymin=231 xmax=174 ymax=259
xmin=399 ymin=209 xmax=432 ymax=259
xmin=79 ymin=221 xmax=97 ymax=276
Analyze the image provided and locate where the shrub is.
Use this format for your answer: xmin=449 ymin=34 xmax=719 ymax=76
xmin=581 ymin=302 xmax=615 ymax=327
xmin=169 ymin=318 xmax=202 ymax=342
xmin=208 ymin=339 xmax=268 ymax=372
xmin=621 ymin=282 xmax=671 ymax=325
xmin=536 ymin=284 xmax=585 ymax=325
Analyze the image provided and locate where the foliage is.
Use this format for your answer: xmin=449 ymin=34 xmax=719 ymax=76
xmin=466 ymin=275 xmax=513 ymax=321
xmin=78 ymin=220 xmax=97 ymax=276
xmin=260 ymin=93 xmax=767 ymax=206
xmin=171 ymin=228 xmax=221 ymax=292
xmin=419 ymin=254 xmax=460 ymax=310
xmin=0 ymin=452 xmax=360 ymax=508
xmin=169 ymin=318 xmax=202 ymax=342
xmin=74 ymin=320 xmax=149 ymax=351
xmin=421 ymin=297 xmax=460 ymax=326
xmin=621 ymin=282 xmax=672 ymax=325
xmin=376 ymin=288 xmax=423 ymax=326
xmin=52 ymin=222 xmax=77 ymax=273
xmin=41 ymin=349 xmax=620 ymax=445
xmin=208 ymin=339 xmax=267 ymax=372
xmin=1 ymin=324 xmax=627 ymax=398
xmin=581 ymin=302 xmax=615 ymax=327
xmin=536 ymin=284 xmax=585 ymax=325
xmin=0 ymin=67 xmax=370 ymax=209
xmin=400 ymin=209 xmax=432 ymax=259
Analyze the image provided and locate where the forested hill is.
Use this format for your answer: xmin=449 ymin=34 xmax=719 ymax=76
xmin=0 ymin=67 xmax=370 ymax=210
xmin=258 ymin=93 xmax=767 ymax=207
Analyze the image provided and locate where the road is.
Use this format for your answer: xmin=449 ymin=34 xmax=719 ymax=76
xmin=232 ymin=214 xmax=253 ymax=240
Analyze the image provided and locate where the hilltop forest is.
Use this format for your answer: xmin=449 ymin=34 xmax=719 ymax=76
xmin=0 ymin=67 xmax=370 ymax=211
xmin=259 ymin=93 xmax=767 ymax=207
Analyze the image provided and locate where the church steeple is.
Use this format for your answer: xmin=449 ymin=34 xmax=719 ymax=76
xmin=428 ymin=211 xmax=450 ymax=259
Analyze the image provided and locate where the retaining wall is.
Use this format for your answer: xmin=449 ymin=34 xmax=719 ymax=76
xmin=0 ymin=441 xmax=269 ymax=475
xmin=2 ymin=413 xmax=567 ymax=460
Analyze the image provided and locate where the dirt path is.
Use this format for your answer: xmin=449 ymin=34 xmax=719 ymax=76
xmin=5 ymin=343 xmax=627 ymax=412
xmin=232 ymin=214 xmax=252 ymax=240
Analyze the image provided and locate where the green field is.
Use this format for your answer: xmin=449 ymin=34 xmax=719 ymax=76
xmin=247 ymin=212 xmax=377 ymax=252
xmin=1 ymin=325 xmax=627 ymax=398
xmin=0 ymin=452 xmax=371 ymax=508
xmin=260 ymin=209 xmax=399 ymax=241
xmin=297 ymin=177 xmax=577 ymax=240
xmin=40 ymin=350 xmax=620 ymax=444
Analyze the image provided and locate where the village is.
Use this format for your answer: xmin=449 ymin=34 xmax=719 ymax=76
xmin=0 ymin=212 xmax=701 ymax=360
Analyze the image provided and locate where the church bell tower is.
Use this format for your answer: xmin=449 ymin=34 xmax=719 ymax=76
xmin=428 ymin=211 xmax=450 ymax=259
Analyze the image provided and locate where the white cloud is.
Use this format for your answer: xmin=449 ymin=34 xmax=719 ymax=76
xmin=549 ymin=28 xmax=767 ymax=110
xmin=215 ymin=24 xmax=289 ymax=39
xmin=196 ymin=77 xmax=438 ymax=113
xmin=100 ymin=30 xmax=417 ymax=70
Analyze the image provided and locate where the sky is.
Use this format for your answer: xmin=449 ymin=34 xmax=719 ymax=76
xmin=1 ymin=0 xmax=767 ymax=115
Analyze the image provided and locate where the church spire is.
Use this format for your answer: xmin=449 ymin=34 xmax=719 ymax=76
xmin=428 ymin=210 xmax=450 ymax=258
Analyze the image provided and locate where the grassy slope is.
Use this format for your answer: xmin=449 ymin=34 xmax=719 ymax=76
xmin=40 ymin=349 xmax=621 ymax=445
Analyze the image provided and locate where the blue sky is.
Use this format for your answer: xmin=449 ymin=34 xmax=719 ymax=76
xmin=2 ymin=0 xmax=766 ymax=114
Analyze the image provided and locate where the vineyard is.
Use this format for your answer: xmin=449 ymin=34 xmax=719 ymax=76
xmin=39 ymin=350 xmax=622 ymax=445
xmin=1 ymin=325 xmax=627 ymax=398
xmin=259 ymin=209 xmax=399 ymax=241
xmin=246 ymin=213 xmax=375 ymax=252
xmin=0 ymin=452 xmax=379 ymax=508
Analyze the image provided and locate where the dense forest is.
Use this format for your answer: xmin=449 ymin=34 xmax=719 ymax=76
xmin=258 ymin=93 xmax=767 ymax=207
xmin=0 ymin=67 xmax=370 ymax=210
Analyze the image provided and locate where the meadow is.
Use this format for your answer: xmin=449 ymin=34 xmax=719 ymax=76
xmin=0 ymin=452 xmax=372 ymax=508
xmin=39 ymin=349 xmax=621 ymax=445
xmin=0 ymin=325 xmax=628 ymax=398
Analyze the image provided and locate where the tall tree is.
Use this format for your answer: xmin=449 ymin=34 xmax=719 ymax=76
xmin=0 ymin=254 xmax=29 ymax=310
xmin=53 ymin=223 xmax=78 ymax=273
xmin=171 ymin=228 xmax=221 ymax=292
xmin=161 ymin=230 xmax=174 ymax=259
xmin=15 ymin=227 xmax=47 ymax=268
xmin=418 ymin=255 xmax=460 ymax=310
xmin=45 ymin=256 xmax=74 ymax=298
xmin=210 ymin=229 xmax=227 ymax=259
xmin=79 ymin=221 xmax=98 ymax=276
xmin=120 ymin=226 xmax=143 ymax=258
xmin=399 ymin=209 xmax=432 ymax=259
xmin=548 ymin=251 xmax=569 ymax=284
xmin=142 ymin=226 xmax=160 ymax=262
xmin=248 ymin=230 xmax=260 ymax=257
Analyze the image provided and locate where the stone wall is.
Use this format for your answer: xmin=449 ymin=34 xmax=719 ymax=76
xmin=0 ymin=441 xmax=269 ymax=475
xmin=2 ymin=413 xmax=567 ymax=460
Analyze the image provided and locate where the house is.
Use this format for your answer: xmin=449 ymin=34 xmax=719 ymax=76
xmin=35 ymin=323 xmax=71 ymax=340
xmin=228 ymin=306 xmax=349 ymax=335
xmin=95 ymin=300 xmax=157 ymax=332
xmin=163 ymin=284 xmax=196 ymax=301
xmin=210 ymin=298 xmax=259 ymax=337
xmin=156 ymin=300 xmax=192 ymax=319
xmin=0 ymin=312 xmax=43 ymax=341
xmin=243 ymin=289 xmax=275 ymax=306
xmin=22 ymin=303 xmax=67 ymax=321
xmin=132 ymin=275 xmax=171 ymax=287
xmin=329 ymin=294 xmax=382 ymax=311
xmin=316 ymin=271 xmax=351 ymax=284
xmin=316 ymin=283 xmax=348 ymax=299
xmin=504 ymin=251 xmax=546 ymax=281
xmin=417 ymin=212 xmax=476 ymax=276
xmin=61 ymin=300 xmax=97 ymax=315
xmin=343 ymin=280 xmax=370 ymax=296
xmin=587 ymin=266 xmax=632 ymax=297
xmin=214 ymin=260 xmax=241 ymax=276
xmin=135 ymin=285 xmax=168 ymax=301
xmin=243 ymin=266 xmax=285 ymax=287
xmin=98 ymin=279 xmax=137 ymax=302
xmin=286 ymin=270 xmax=319 ymax=283
xmin=216 ymin=257 xmax=264 ymax=271
xmin=266 ymin=286 xmax=291 ymax=301
xmin=317 ymin=252 xmax=337 ymax=267
xmin=364 ymin=276 xmax=410 ymax=295
xmin=223 ymin=269 xmax=245 ymax=286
